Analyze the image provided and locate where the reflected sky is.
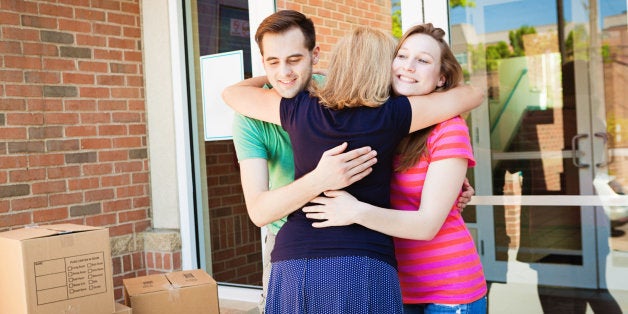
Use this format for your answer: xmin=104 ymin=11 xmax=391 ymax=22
xmin=449 ymin=0 xmax=627 ymax=33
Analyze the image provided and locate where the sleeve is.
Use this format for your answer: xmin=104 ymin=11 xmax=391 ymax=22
xmin=428 ymin=116 xmax=476 ymax=167
xmin=279 ymin=92 xmax=301 ymax=134
xmin=232 ymin=113 xmax=269 ymax=161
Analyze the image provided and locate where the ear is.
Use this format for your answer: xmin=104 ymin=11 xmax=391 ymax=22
xmin=312 ymin=46 xmax=321 ymax=65
xmin=437 ymin=75 xmax=446 ymax=87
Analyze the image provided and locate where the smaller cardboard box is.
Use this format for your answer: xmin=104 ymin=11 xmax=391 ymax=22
xmin=123 ymin=269 xmax=219 ymax=314
xmin=0 ymin=224 xmax=115 ymax=314
xmin=113 ymin=302 xmax=132 ymax=314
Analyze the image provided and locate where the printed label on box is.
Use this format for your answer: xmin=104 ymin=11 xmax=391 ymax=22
xmin=34 ymin=252 xmax=108 ymax=305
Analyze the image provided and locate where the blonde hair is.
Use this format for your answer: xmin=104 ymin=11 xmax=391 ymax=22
xmin=311 ymin=27 xmax=397 ymax=109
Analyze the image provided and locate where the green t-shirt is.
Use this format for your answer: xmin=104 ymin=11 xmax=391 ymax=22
xmin=231 ymin=75 xmax=324 ymax=235
xmin=232 ymin=113 xmax=293 ymax=235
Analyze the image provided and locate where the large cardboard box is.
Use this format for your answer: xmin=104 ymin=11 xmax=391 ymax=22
xmin=0 ymin=224 xmax=115 ymax=314
xmin=123 ymin=269 xmax=219 ymax=314
xmin=113 ymin=302 xmax=132 ymax=314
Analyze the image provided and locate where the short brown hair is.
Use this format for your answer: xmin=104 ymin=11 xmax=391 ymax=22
xmin=255 ymin=10 xmax=316 ymax=55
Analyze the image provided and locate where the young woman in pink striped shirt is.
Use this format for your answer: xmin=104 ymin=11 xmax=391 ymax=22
xmin=303 ymin=23 xmax=487 ymax=314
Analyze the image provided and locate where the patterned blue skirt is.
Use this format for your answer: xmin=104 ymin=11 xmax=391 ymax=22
xmin=266 ymin=256 xmax=402 ymax=314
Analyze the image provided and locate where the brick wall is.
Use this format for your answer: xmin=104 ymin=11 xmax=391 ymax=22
xmin=0 ymin=0 xmax=149 ymax=302
xmin=277 ymin=0 xmax=392 ymax=68
xmin=206 ymin=140 xmax=263 ymax=285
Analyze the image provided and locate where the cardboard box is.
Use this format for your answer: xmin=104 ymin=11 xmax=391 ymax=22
xmin=113 ymin=302 xmax=132 ymax=314
xmin=123 ymin=269 xmax=219 ymax=314
xmin=0 ymin=224 xmax=115 ymax=314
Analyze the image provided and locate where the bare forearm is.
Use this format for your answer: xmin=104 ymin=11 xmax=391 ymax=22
xmin=246 ymin=171 xmax=328 ymax=226
xmin=409 ymin=84 xmax=484 ymax=132
xmin=222 ymin=76 xmax=281 ymax=124
xmin=355 ymin=205 xmax=442 ymax=240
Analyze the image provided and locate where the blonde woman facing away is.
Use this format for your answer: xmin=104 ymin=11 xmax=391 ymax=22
xmin=302 ymin=23 xmax=487 ymax=314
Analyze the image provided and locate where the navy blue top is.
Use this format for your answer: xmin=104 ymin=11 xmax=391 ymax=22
xmin=272 ymin=91 xmax=412 ymax=268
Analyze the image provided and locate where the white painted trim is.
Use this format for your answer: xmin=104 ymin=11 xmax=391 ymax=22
xmin=248 ymin=0 xmax=275 ymax=76
xmin=169 ymin=0 xmax=197 ymax=270
xmin=469 ymin=195 xmax=628 ymax=207
xmin=400 ymin=0 xmax=423 ymax=33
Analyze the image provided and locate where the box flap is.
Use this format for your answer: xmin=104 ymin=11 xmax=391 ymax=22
xmin=45 ymin=223 xmax=102 ymax=232
xmin=0 ymin=227 xmax=59 ymax=241
xmin=0 ymin=224 xmax=103 ymax=241
xmin=123 ymin=274 xmax=172 ymax=296
xmin=166 ymin=269 xmax=215 ymax=288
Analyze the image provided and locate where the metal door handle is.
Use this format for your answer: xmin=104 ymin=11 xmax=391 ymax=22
xmin=594 ymin=132 xmax=610 ymax=168
xmin=571 ymin=134 xmax=589 ymax=168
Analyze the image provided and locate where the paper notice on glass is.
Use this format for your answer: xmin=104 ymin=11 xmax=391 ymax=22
xmin=200 ymin=50 xmax=243 ymax=141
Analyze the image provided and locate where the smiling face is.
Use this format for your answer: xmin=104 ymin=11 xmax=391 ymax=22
xmin=260 ymin=27 xmax=319 ymax=98
xmin=391 ymin=33 xmax=445 ymax=97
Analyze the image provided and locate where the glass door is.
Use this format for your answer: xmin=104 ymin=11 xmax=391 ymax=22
xmin=422 ymin=0 xmax=628 ymax=290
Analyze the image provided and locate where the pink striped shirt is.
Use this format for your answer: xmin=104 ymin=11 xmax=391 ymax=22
xmin=391 ymin=116 xmax=487 ymax=304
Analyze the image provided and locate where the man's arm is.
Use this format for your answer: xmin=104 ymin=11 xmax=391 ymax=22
xmin=408 ymin=84 xmax=484 ymax=132
xmin=241 ymin=143 xmax=377 ymax=227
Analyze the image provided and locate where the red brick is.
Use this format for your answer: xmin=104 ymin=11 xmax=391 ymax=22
xmin=85 ymin=188 xmax=115 ymax=202
xmin=49 ymin=192 xmax=83 ymax=206
xmin=7 ymin=113 xmax=44 ymax=125
xmin=63 ymin=73 xmax=95 ymax=84
xmin=118 ymin=209 xmax=146 ymax=223
xmin=133 ymin=219 xmax=150 ymax=233
xmin=122 ymin=254 xmax=132 ymax=272
xmin=163 ymin=253 xmax=172 ymax=270
xmin=93 ymin=23 xmax=121 ymax=36
xmin=65 ymin=100 xmax=97 ymax=112
xmin=145 ymin=252 xmax=154 ymax=268
xmin=11 ymin=196 xmax=48 ymax=211
xmin=68 ymin=177 xmax=99 ymax=191
xmin=155 ymin=252 xmax=162 ymax=269
xmin=112 ymin=137 xmax=141 ymax=148
xmin=91 ymin=0 xmax=121 ymax=11
xmin=83 ymin=164 xmax=114 ymax=176
xmin=114 ymin=161 xmax=142 ymax=173
xmin=116 ymin=185 xmax=144 ymax=199
xmin=74 ymin=7 xmax=105 ymax=21
xmin=59 ymin=18 xmax=91 ymax=33
xmin=98 ymin=150 xmax=129 ymax=161
xmin=108 ymin=37 xmax=135 ymax=50
xmin=43 ymin=113 xmax=79 ymax=125
xmin=101 ymin=174 xmax=130 ymax=187
xmin=78 ymin=61 xmax=108 ymax=73
xmin=2 ymin=27 xmax=40 ymax=41
xmin=24 ymin=71 xmax=61 ymax=84
xmin=111 ymin=256 xmax=122 ymax=274
xmin=0 ymin=11 xmax=20 ymax=25
xmin=0 ymin=155 xmax=28 ymax=169
xmin=172 ymin=252 xmax=181 ymax=271
xmin=39 ymin=4 xmax=73 ymax=18
xmin=80 ymin=113 xmax=111 ymax=124
xmin=0 ymin=127 xmax=27 ymax=140
xmin=132 ymin=252 xmax=143 ymax=270
xmin=32 ymin=180 xmax=66 ymax=194
xmin=28 ymin=154 xmax=64 ymax=167
xmin=111 ymin=87 xmax=140 ymax=99
xmin=33 ymin=206 xmax=69 ymax=223
xmin=47 ymin=166 xmax=81 ymax=179
xmin=65 ymin=125 xmax=97 ymax=137
xmin=9 ymin=168 xmax=46 ymax=182
xmin=76 ymin=34 xmax=107 ymax=47
xmin=0 ymin=212 xmax=31 ymax=228
xmin=107 ymin=12 xmax=135 ymax=26
xmin=109 ymin=222 xmax=133 ymax=236
xmin=22 ymin=42 xmax=58 ymax=56
xmin=27 ymin=99 xmax=62 ymax=111
xmin=0 ymin=70 xmax=24 ymax=82
xmin=79 ymin=87 xmax=110 ymax=98
xmin=5 ymin=84 xmax=43 ymax=97
xmin=80 ymin=137 xmax=113 ymax=149
xmin=85 ymin=214 xmax=118 ymax=226
xmin=43 ymin=58 xmax=76 ymax=71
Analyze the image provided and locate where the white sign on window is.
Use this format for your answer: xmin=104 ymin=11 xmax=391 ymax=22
xmin=200 ymin=50 xmax=243 ymax=141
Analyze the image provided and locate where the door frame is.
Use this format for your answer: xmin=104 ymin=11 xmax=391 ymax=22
xmin=416 ymin=0 xmax=625 ymax=289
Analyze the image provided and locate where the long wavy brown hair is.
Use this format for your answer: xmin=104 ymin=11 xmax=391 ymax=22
xmin=394 ymin=23 xmax=464 ymax=172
